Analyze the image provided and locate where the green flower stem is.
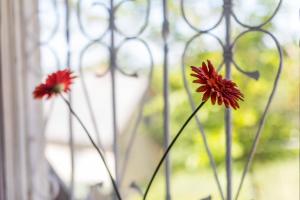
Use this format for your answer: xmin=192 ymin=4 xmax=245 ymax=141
xmin=143 ymin=101 xmax=206 ymax=200
xmin=60 ymin=94 xmax=122 ymax=200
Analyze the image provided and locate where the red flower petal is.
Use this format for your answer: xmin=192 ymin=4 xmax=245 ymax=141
xmin=218 ymin=96 xmax=223 ymax=105
xmin=211 ymin=91 xmax=217 ymax=105
xmin=33 ymin=69 xmax=76 ymax=100
xmin=33 ymin=84 xmax=50 ymax=99
xmin=202 ymin=88 xmax=211 ymax=102
xmin=197 ymin=85 xmax=208 ymax=92
xmin=223 ymin=98 xmax=230 ymax=108
xmin=193 ymin=79 xmax=206 ymax=84
xmin=191 ymin=66 xmax=202 ymax=74
xmin=190 ymin=73 xmax=204 ymax=80
xmin=190 ymin=60 xmax=244 ymax=109
xmin=207 ymin=60 xmax=215 ymax=76
xmin=201 ymin=62 xmax=209 ymax=75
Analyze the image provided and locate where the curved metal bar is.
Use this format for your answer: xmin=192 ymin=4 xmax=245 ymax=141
xmin=187 ymin=32 xmax=225 ymax=51
xmin=116 ymin=67 xmax=139 ymax=77
xmin=79 ymin=42 xmax=110 ymax=79
xmin=231 ymin=0 xmax=282 ymax=29
xmin=115 ymin=37 xmax=152 ymax=77
xmin=217 ymin=61 xmax=225 ymax=72
xmin=76 ymin=0 xmax=110 ymax=41
xmin=92 ymin=1 xmax=109 ymax=9
xmin=114 ymin=0 xmax=151 ymax=38
xmin=234 ymin=29 xmax=283 ymax=200
xmin=24 ymin=0 xmax=59 ymax=46
xmin=231 ymin=28 xmax=278 ymax=80
xmin=78 ymin=40 xmax=110 ymax=150
xmin=181 ymin=32 xmax=225 ymax=200
xmin=39 ymin=0 xmax=60 ymax=45
xmin=182 ymin=31 xmax=225 ymax=70
xmin=79 ymin=39 xmax=110 ymax=77
xmin=180 ymin=0 xmax=224 ymax=33
xmin=232 ymin=60 xmax=260 ymax=80
xmin=24 ymin=0 xmax=60 ymax=80
xmin=78 ymin=72 xmax=105 ymax=151
xmin=119 ymin=38 xmax=154 ymax=184
xmin=115 ymin=0 xmax=135 ymax=7
xmin=200 ymin=195 xmax=212 ymax=200
xmin=129 ymin=182 xmax=143 ymax=196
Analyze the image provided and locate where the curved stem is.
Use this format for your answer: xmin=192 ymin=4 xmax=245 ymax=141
xmin=60 ymin=95 xmax=122 ymax=200
xmin=143 ymin=101 xmax=206 ymax=200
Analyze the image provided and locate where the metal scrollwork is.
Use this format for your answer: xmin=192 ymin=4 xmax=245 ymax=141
xmin=181 ymin=0 xmax=283 ymax=200
xmin=114 ymin=0 xmax=151 ymax=38
xmin=76 ymin=0 xmax=153 ymax=193
xmin=77 ymin=0 xmax=110 ymax=41
xmin=32 ymin=0 xmax=283 ymax=199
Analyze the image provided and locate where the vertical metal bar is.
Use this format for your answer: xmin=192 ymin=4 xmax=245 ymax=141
xmin=162 ymin=0 xmax=171 ymax=199
xmin=64 ymin=0 xmax=74 ymax=199
xmin=109 ymin=0 xmax=120 ymax=194
xmin=0 ymin=27 xmax=7 ymax=200
xmin=224 ymin=0 xmax=232 ymax=200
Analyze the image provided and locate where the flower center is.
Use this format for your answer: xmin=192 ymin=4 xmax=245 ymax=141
xmin=52 ymin=84 xmax=65 ymax=93
xmin=207 ymin=78 xmax=217 ymax=87
xmin=207 ymin=78 xmax=222 ymax=93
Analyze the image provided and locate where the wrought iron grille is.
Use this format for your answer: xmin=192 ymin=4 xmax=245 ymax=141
xmin=29 ymin=0 xmax=283 ymax=199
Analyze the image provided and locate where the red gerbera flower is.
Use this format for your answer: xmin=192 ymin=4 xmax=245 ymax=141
xmin=191 ymin=60 xmax=244 ymax=109
xmin=33 ymin=69 xmax=76 ymax=99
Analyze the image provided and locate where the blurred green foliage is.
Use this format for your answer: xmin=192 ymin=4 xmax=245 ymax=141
xmin=136 ymin=1 xmax=299 ymax=174
xmin=141 ymin=35 xmax=298 ymax=172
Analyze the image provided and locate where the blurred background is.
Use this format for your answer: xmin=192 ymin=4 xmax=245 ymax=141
xmin=0 ymin=0 xmax=299 ymax=200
